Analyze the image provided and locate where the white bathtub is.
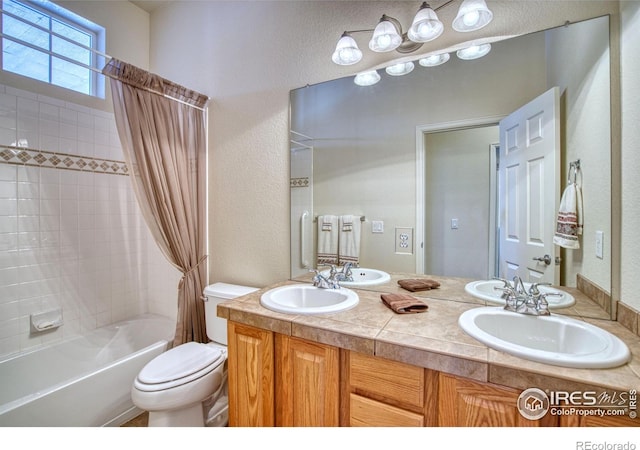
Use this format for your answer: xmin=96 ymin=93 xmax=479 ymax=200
xmin=0 ymin=314 xmax=174 ymax=427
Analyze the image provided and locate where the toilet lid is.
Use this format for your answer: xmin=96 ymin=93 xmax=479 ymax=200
xmin=138 ymin=342 xmax=224 ymax=385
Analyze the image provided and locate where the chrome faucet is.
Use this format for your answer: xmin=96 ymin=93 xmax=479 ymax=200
xmin=310 ymin=263 xmax=355 ymax=289
xmin=310 ymin=266 xmax=341 ymax=289
xmin=493 ymin=276 xmax=559 ymax=316
xmin=334 ymin=262 xmax=354 ymax=282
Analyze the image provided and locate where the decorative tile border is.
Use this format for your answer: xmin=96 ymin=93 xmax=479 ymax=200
xmin=0 ymin=146 xmax=129 ymax=176
xmin=290 ymin=177 xmax=309 ymax=188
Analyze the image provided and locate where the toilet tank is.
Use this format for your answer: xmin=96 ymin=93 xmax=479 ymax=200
xmin=203 ymin=283 xmax=258 ymax=345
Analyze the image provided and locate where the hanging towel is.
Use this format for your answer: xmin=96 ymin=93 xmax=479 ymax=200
xmin=553 ymin=182 xmax=584 ymax=249
xmin=339 ymin=215 xmax=361 ymax=265
xmin=317 ymin=215 xmax=339 ymax=265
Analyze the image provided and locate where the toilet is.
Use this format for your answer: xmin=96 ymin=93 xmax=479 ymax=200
xmin=131 ymin=282 xmax=258 ymax=427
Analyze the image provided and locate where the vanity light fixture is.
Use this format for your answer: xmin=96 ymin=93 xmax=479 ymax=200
xmin=385 ymin=61 xmax=415 ymax=76
xmin=456 ymin=43 xmax=491 ymax=60
xmin=407 ymin=3 xmax=444 ymax=43
xmin=332 ymin=32 xmax=363 ymax=65
xmin=452 ymin=0 xmax=493 ymax=32
xmin=331 ymin=1 xmax=493 ymax=66
xmin=418 ymin=52 xmax=450 ymax=67
xmin=354 ymin=70 xmax=382 ymax=86
xmin=369 ymin=15 xmax=403 ymax=52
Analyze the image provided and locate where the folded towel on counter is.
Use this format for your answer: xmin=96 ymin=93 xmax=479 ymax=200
xmin=553 ymin=182 xmax=584 ymax=249
xmin=317 ymin=215 xmax=339 ymax=265
xmin=381 ymin=294 xmax=429 ymax=314
xmin=397 ymin=279 xmax=441 ymax=292
xmin=338 ymin=215 xmax=361 ymax=266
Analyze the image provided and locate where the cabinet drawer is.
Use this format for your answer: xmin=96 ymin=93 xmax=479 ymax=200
xmin=350 ymin=393 xmax=424 ymax=427
xmin=349 ymin=352 xmax=424 ymax=408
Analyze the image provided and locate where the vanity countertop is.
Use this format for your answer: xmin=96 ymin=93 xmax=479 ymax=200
xmin=216 ymin=276 xmax=640 ymax=393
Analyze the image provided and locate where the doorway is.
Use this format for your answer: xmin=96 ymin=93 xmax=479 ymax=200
xmin=420 ymin=125 xmax=499 ymax=279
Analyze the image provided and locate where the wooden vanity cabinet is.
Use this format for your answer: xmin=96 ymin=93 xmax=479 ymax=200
xmin=437 ymin=373 xmax=557 ymax=427
xmin=343 ymin=351 xmax=438 ymax=426
xmin=275 ymin=334 xmax=340 ymax=426
xmin=227 ymin=322 xmax=340 ymax=427
xmin=227 ymin=322 xmax=634 ymax=428
xmin=227 ymin=321 xmax=275 ymax=426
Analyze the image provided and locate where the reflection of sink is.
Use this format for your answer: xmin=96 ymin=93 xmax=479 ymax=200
xmin=260 ymin=284 xmax=359 ymax=315
xmin=319 ymin=267 xmax=391 ymax=287
xmin=464 ymin=280 xmax=575 ymax=309
xmin=458 ymin=307 xmax=630 ymax=368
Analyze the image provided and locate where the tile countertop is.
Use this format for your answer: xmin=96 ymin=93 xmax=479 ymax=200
xmin=216 ymin=277 xmax=640 ymax=393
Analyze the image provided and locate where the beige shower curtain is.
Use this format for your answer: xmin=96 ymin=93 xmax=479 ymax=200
xmin=103 ymin=58 xmax=209 ymax=346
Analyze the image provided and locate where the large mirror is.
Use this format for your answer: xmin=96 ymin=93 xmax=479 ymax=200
xmin=290 ymin=16 xmax=612 ymax=319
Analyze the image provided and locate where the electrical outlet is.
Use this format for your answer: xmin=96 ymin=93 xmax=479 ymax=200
xmin=395 ymin=227 xmax=413 ymax=254
xmin=595 ymin=230 xmax=604 ymax=259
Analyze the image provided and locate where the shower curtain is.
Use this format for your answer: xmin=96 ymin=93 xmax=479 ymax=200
xmin=103 ymin=58 xmax=209 ymax=346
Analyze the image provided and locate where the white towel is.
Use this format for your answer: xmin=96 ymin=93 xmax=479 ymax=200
xmin=317 ymin=215 xmax=339 ymax=265
xmin=553 ymin=182 xmax=583 ymax=249
xmin=339 ymin=215 xmax=361 ymax=265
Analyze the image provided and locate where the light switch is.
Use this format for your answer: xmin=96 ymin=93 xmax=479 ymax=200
xmin=451 ymin=218 xmax=459 ymax=230
xmin=595 ymin=230 xmax=604 ymax=259
xmin=372 ymin=220 xmax=384 ymax=233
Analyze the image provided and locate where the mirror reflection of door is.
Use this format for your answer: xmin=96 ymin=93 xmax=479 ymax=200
xmin=423 ymin=125 xmax=499 ymax=280
xmin=422 ymin=88 xmax=560 ymax=283
xmin=498 ymin=87 xmax=560 ymax=285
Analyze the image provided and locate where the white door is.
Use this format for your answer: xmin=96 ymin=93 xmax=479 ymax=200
xmin=498 ymin=87 xmax=560 ymax=284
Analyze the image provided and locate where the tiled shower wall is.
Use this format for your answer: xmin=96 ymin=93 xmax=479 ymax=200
xmin=0 ymin=83 xmax=180 ymax=360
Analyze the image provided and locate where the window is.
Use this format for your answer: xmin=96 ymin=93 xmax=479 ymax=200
xmin=1 ymin=0 xmax=105 ymax=97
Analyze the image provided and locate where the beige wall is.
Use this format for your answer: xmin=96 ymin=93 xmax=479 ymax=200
xmin=620 ymin=1 xmax=640 ymax=311
xmin=144 ymin=1 xmax=633 ymax=304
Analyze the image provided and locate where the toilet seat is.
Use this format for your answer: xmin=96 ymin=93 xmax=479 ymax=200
xmin=134 ymin=342 xmax=225 ymax=392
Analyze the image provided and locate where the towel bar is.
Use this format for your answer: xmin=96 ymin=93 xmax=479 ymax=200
xmin=314 ymin=215 xmax=365 ymax=222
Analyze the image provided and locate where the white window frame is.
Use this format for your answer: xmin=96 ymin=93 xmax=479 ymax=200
xmin=0 ymin=0 xmax=106 ymax=98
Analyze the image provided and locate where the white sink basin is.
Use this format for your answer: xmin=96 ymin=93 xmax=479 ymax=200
xmin=319 ymin=267 xmax=391 ymax=287
xmin=458 ymin=307 xmax=631 ymax=368
xmin=260 ymin=284 xmax=359 ymax=315
xmin=464 ymin=280 xmax=575 ymax=309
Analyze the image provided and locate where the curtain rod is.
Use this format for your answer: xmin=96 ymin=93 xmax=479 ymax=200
xmin=102 ymin=63 xmax=209 ymax=112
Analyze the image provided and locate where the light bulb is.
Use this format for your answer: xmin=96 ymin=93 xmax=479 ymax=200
xmin=462 ymin=10 xmax=480 ymax=27
xmin=385 ymin=62 xmax=415 ymax=76
xmin=354 ymin=70 xmax=381 ymax=86
xmin=375 ymin=34 xmax=391 ymax=49
xmin=332 ymin=33 xmax=362 ymax=65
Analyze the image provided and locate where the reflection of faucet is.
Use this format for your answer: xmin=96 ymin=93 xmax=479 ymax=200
xmin=493 ymin=276 xmax=555 ymax=316
xmin=310 ymin=268 xmax=341 ymax=289
xmin=334 ymin=262 xmax=354 ymax=282
xmin=311 ymin=263 xmax=356 ymax=288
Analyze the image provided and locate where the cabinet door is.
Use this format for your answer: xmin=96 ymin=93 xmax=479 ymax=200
xmin=438 ymin=373 xmax=557 ymax=427
xmin=276 ymin=335 xmax=340 ymax=426
xmin=227 ymin=322 xmax=274 ymax=427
